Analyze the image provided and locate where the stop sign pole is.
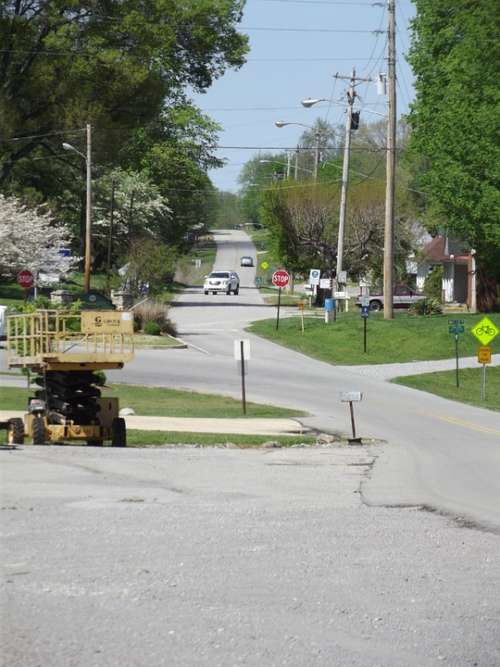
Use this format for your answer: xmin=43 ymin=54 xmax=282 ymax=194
xmin=272 ymin=270 xmax=290 ymax=330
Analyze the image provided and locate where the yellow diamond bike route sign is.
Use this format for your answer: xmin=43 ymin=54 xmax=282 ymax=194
xmin=470 ymin=316 xmax=499 ymax=346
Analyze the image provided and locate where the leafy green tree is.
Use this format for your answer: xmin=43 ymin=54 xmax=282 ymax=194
xmin=0 ymin=0 xmax=248 ymax=183
xmin=214 ymin=191 xmax=246 ymax=229
xmin=123 ymin=238 xmax=177 ymax=296
xmin=408 ymin=0 xmax=500 ymax=309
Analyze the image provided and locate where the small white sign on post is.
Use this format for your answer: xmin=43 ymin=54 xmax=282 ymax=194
xmin=334 ymin=291 xmax=348 ymax=299
xmin=309 ymin=269 xmax=321 ymax=286
xmin=320 ymin=278 xmax=332 ymax=289
xmin=340 ymin=391 xmax=363 ymax=403
xmin=340 ymin=391 xmax=363 ymax=443
xmin=234 ymin=339 xmax=251 ymax=361
xmin=337 ymin=270 xmax=347 ymax=285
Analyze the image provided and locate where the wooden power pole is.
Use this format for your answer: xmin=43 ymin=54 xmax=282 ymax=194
xmin=334 ymin=68 xmax=372 ymax=283
xmin=383 ymin=0 xmax=397 ymax=319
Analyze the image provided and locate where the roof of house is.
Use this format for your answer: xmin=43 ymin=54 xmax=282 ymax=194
xmin=421 ymin=235 xmax=470 ymax=263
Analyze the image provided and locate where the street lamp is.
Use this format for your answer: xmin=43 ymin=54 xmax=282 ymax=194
xmin=62 ymin=123 xmax=92 ymax=292
xmin=274 ymin=121 xmax=320 ymax=181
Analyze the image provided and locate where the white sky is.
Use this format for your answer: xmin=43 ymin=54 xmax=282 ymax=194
xmin=193 ymin=0 xmax=416 ymax=192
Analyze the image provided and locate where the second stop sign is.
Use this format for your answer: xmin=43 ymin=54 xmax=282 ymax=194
xmin=272 ymin=270 xmax=290 ymax=288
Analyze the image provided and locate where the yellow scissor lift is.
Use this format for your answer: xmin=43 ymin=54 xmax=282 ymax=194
xmin=3 ymin=309 xmax=134 ymax=446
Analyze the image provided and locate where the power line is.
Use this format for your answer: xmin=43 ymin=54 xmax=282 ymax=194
xmin=241 ymin=26 xmax=380 ymax=33
xmin=253 ymin=0 xmax=373 ymax=5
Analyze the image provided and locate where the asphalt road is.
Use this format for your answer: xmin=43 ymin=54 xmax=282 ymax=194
xmin=102 ymin=229 xmax=500 ymax=531
xmin=2 ymin=446 xmax=500 ymax=667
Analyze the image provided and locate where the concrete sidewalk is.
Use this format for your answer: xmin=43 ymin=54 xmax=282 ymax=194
xmin=0 ymin=411 xmax=309 ymax=436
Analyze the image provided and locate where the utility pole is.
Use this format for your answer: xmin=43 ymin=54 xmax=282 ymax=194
xmin=106 ymin=179 xmax=116 ymax=293
xmin=313 ymin=131 xmax=320 ymax=182
xmin=84 ymin=123 xmax=92 ymax=293
xmin=294 ymin=145 xmax=299 ymax=180
xmin=383 ymin=0 xmax=397 ymax=319
xmin=334 ymin=68 xmax=372 ymax=283
xmin=286 ymin=151 xmax=292 ymax=180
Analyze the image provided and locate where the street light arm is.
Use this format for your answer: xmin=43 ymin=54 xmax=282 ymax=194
xmin=62 ymin=142 xmax=86 ymax=161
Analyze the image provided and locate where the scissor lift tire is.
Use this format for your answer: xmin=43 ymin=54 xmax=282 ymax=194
xmin=32 ymin=416 xmax=46 ymax=445
xmin=8 ymin=418 xmax=24 ymax=445
xmin=111 ymin=417 xmax=126 ymax=447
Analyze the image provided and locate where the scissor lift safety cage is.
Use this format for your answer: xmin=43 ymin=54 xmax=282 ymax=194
xmin=4 ymin=310 xmax=134 ymax=446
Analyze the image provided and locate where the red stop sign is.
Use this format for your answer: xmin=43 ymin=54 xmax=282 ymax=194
xmin=272 ymin=270 xmax=290 ymax=288
xmin=17 ymin=270 xmax=34 ymax=289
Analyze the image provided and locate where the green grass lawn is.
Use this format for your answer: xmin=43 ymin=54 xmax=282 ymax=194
xmin=0 ymin=384 xmax=305 ymax=418
xmin=0 ymin=282 xmax=28 ymax=307
xmin=248 ymin=312 xmax=500 ymax=365
xmin=393 ymin=366 xmax=500 ymax=412
xmin=126 ymin=430 xmax=315 ymax=447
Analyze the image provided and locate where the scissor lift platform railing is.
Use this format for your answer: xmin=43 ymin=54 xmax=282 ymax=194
xmin=7 ymin=309 xmax=134 ymax=371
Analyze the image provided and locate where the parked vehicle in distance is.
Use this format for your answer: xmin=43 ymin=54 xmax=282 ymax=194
xmin=356 ymin=284 xmax=424 ymax=311
xmin=204 ymin=271 xmax=240 ymax=295
xmin=240 ymin=256 xmax=254 ymax=267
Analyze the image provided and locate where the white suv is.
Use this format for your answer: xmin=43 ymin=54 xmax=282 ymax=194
xmin=204 ymin=271 xmax=240 ymax=295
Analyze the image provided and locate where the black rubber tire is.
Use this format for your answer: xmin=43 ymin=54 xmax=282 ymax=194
xmin=234 ymin=288 xmax=239 ymax=295
xmin=111 ymin=417 xmax=126 ymax=447
xmin=87 ymin=439 xmax=104 ymax=446
xmin=8 ymin=418 xmax=24 ymax=445
xmin=213 ymin=291 xmax=217 ymax=295
xmin=226 ymin=289 xmax=231 ymax=295
xmin=369 ymin=299 xmax=383 ymax=312
xmin=204 ymin=291 xmax=208 ymax=295
xmin=32 ymin=416 xmax=46 ymax=445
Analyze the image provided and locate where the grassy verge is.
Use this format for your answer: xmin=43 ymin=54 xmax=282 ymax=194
xmin=247 ymin=312 xmax=500 ymax=365
xmin=126 ymin=430 xmax=315 ymax=447
xmin=133 ymin=334 xmax=185 ymax=349
xmin=0 ymin=384 xmax=306 ymax=418
xmin=393 ymin=366 xmax=500 ymax=412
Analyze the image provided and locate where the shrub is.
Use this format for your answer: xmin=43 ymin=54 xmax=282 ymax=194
xmin=93 ymin=370 xmax=107 ymax=386
xmin=133 ymin=300 xmax=177 ymax=335
xmin=409 ymin=298 xmax=443 ymax=316
xmin=424 ymin=266 xmax=444 ymax=301
xmin=144 ymin=321 xmax=161 ymax=336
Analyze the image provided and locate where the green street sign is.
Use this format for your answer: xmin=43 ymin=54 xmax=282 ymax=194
xmin=449 ymin=324 xmax=465 ymax=335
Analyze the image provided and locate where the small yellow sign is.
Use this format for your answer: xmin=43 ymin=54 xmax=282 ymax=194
xmin=478 ymin=346 xmax=492 ymax=364
xmin=471 ymin=316 xmax=499 ymax=346
xmin=261 ymin=261 xmax=270 ymax=270
xmin=297 ymin=302 xmax=305 ymax=310
xmin=81 ymin=310 xmax=134 ymax=335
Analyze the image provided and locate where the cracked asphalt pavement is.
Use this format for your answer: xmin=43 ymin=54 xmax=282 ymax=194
xmin=2 ymin=445 xmax=500 ymax=667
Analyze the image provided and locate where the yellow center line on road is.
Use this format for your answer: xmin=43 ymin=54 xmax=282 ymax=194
xmin=420 ymin=412 xmax=500 ymax=437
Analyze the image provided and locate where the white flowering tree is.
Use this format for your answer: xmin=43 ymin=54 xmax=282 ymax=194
xmin=0 ymin=195 xmax=77 ymax=288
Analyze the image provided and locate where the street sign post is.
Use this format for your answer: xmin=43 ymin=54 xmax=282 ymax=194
xmin=477 ymin=346 xmax=492 ymax=401
xmin=234 ymin=340 xmax=251 ymax=414
xmin=470 ymin=317 xmax=498 ymax=400
xmin=361 ymin=305 xmax=369 ymax=353
xmin=297 ymin=301 xmax=305 ymax=333
xmin=272 ymin=270 xmax=290 ymax=330
xmin=448 ymin=319 xmax=465 ymax=387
